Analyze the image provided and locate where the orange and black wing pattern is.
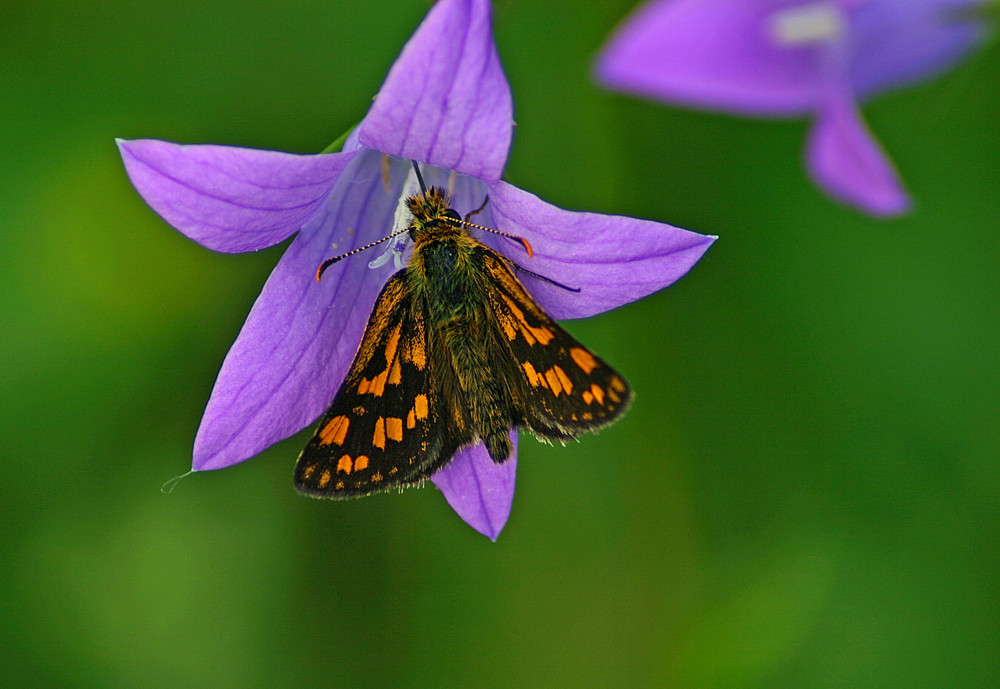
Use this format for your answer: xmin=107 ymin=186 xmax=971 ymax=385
xmin=294 ymin=273 xmax=465 ymax=498
xmin=480 ymin=248 xmax=633 ymax=442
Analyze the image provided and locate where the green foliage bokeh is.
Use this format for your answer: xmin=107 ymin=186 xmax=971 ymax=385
xmin=1 ymin=2 xmax=998 ymax=687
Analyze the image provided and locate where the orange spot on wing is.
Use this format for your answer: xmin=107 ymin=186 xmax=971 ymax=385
xmin=384 ymin=324 xmax=402 ymax=368
xmin=535 ymin=327 xmax=555 ymax=345
xmin=336 ymin=455 xmax=353 ymax=475
xmin=368 ymin=369 xmax=389 ymax=397
xmin=536 ymin=368 xmax=549 ymax=389
xmin=544 ymin=367 xmax=565 ymax=396
xmin=319 ymin=469 xmax=332 ymax=487
xmin=414 ymin=394 xmax=429 ymax=420
xmin=500 ymin=314 xmax=517 ymax=341
xmin=360 ymin=324 xmax=403 ymax=397
xmin=407 ymin=334 xmax=426 ymax=370
xmin=407 ymin=408 xmax=416 ymax=429
xmin=385 ymin=417 xmax=403 ymax=442
xmin=552 ymin=366 xmax=572 ymax=395
xmin=371 ymin=471 xmax=384 ymax=483
xmin=610 ymin=376 xmax=627 ymax=393
xmin=570 ymin=347 xmax=598 ymax=374
xmin=590 ymin=383 xmax=605 ymax=406
xmin=507 ymin=298 xmax=535 ymax=346
xmin=501 ymin=294 xmax=555 ymax=346
xmin=373 ymin=417 xmax=386 ymax=450
xmin=582 ymin=390 xmax=594 ymax=405
xmin=318 ymin=415 xmax=350 ymax=446
xmin=388 ymin=357 xmax=402 ymax=385
xmin=522 ymin=362 xmax=541 ymax=387
xmin=354 ymin=455 xmax=369 ymax=472
xmin=301 ymin=464 xmax=315 ymax=480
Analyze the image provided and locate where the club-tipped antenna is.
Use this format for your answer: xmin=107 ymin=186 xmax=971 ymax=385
xmin=318 ymin=162 xmax=428 ymax=281
xmin=454 ymin=195 xmax=573 ymax=290
xmin=315 ymin=228 xmax=411 ymax=281
xmin=457 ymin=216 xmax=535 ymax=258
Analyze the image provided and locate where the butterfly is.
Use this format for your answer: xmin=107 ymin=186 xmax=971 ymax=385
xmin=294 ymin=163 xmax=631 ymax=498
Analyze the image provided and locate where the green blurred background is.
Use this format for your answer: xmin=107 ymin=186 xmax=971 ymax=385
xmin=2 ymin=1 xmax=998 ymax=687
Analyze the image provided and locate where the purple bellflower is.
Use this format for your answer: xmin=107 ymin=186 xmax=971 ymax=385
xmin=119 ymin=0 xmax=714 ymax=539
xmin=595 ymin=0 xmax=991 ymax=216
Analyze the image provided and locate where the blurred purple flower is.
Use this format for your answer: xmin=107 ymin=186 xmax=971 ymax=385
xmin=596 ymin=0 xmax=990 ymax=216
xmin=119 ymin=0 xmax=714 ymax=539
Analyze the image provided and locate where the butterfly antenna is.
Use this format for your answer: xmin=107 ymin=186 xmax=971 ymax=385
xmin=316 ymin=228 xmax=410 ymax=281
xmin=454 ymin=193 xmax=534 ymax=257
xmin=459 ymin=217 xmax=534 ymax=258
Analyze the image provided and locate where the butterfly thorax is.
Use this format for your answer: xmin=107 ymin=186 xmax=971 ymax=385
xmin=402 ymin=188 xmax=518 ymax=462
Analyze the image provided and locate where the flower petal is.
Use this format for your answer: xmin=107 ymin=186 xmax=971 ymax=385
xmin=595 ymin=0 xmax=825 ymax=116
xmin=193 ymin=151 xmax=407 ymax=470
xmin=848 ymin=0 xmax=987 ymax=98
xmin=806 ymin=88 xmax=910 ymax=216
xmin=487 ymin=183 xmax=716 ymax=320
xmin=431 ymin=434 xmax=518 ymax=541
xmin=118 ymin=139 xmax=356 ymax=253
xmin=358 ymin=0 xmax=512 ymax=184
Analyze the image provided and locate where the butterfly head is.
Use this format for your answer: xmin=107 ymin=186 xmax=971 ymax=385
xmin=405 ymin=187 xmax=465 ymax=241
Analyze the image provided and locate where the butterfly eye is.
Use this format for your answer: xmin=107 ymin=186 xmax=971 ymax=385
xmin=443 ymin=209 xmax=461 ymax=222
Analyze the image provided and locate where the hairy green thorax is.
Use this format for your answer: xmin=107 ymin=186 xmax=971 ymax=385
xmin=404 ymin=187 xmax=518 ymax=461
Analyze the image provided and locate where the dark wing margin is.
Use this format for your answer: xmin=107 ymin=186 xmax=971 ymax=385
xmin=295 ymin=273 xmax=447 ymax=499
xmin=480 ymin=249 xmax=633 ymax=441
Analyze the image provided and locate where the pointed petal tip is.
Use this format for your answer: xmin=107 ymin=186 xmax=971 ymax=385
xmin=488 ymin=182 xmax=716 ymax=319
xmin=431 ymin=439 xmax=517 ymax=540
xmin=191 ymin=446 xmax=235 ymax=472
xmin=806 ymin=93 xmax=914 ymax=218
xmin=860 ymin=190 xmax=912 ymax=218
xmin=358 ymin=0 xmax=512 ymax=183
xmin=119 ymin=139 xmax=357 ymax=253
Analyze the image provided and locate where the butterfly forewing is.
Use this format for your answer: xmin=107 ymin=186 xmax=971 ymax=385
xmin=481 ymin=249 xmax=633 ymax=440
xmin=295 ymin=274 xmax=450 ymax=498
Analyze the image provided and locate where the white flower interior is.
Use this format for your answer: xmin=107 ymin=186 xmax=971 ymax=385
xmin=768 ymin=1 xmax=846 ymax=46
xmin=368 ymin=165 xmax=423 ymax=270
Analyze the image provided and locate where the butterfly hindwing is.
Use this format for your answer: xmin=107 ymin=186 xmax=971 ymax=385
xmin=480 ymin=248 xmax=633 ymax=441
xmin=295 ymin=273 xmax=452 ymax=498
